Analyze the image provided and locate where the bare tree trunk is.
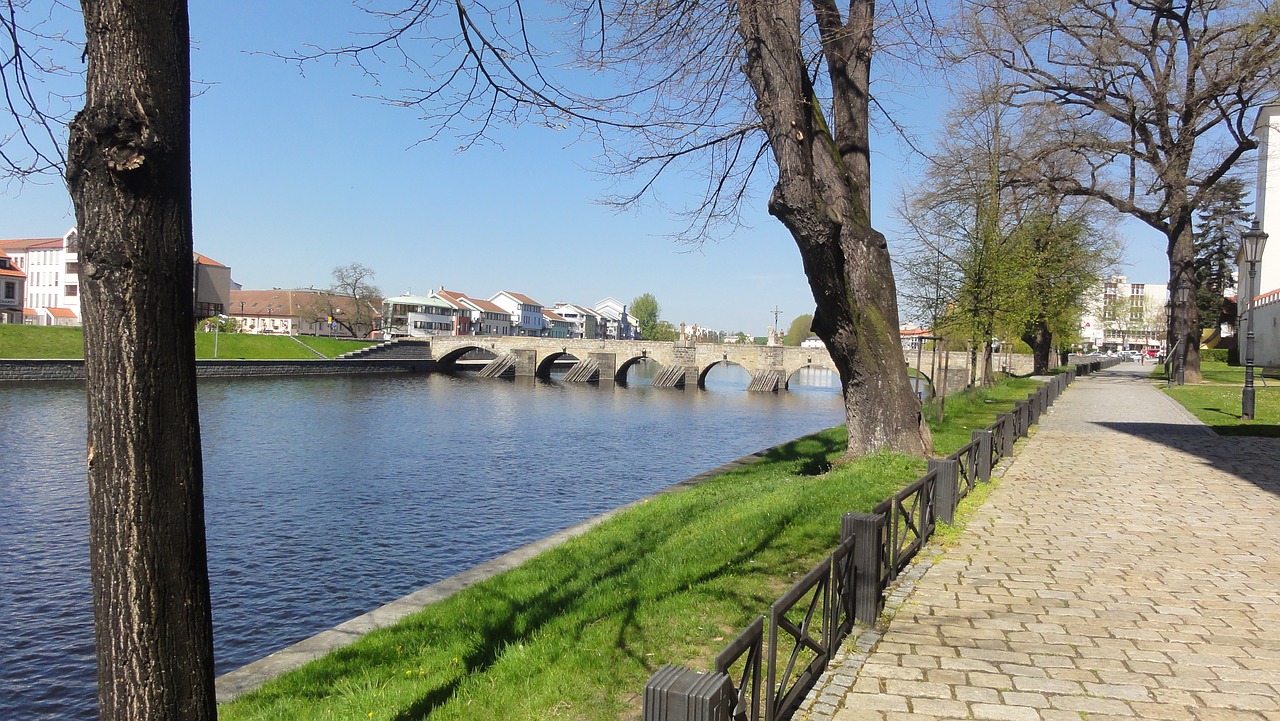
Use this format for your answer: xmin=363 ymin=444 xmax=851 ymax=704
xmin=737 ymin=0 xmax=930 ymax=457
xmin=67 ymin=1 xmax=215 ymax=718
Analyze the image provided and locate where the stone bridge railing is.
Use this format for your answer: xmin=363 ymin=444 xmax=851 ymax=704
xmin=427 ymin=336 xmax=1031 ymax=393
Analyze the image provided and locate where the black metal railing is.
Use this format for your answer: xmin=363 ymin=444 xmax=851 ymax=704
xmin=643 ymin=359 xmax=1121 ymax=721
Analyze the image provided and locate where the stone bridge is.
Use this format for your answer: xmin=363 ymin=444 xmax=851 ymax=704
xmin=427 ymin=336 xmax=1001 ymax=392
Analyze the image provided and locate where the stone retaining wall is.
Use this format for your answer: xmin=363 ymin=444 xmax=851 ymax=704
xmin=0 ymin=359 xmax=436 ymax=382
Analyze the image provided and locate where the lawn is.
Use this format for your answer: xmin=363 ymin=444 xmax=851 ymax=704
xmin=218 ymin=376 xmax=1046 ymax=721
xmin=0 ymin=324 xmax=87 ymax=358
xmin=0 ymin=325 xmax=374 ymax=359
xmin=1155 ymin=361 xmax=1280 ymax=437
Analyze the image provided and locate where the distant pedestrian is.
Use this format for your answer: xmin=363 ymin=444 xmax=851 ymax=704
xmin=1140 ymin=353 xmax=1145 ymax=365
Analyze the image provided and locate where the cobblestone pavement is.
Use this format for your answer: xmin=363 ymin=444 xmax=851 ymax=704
xmin=801 ymin=363 xmax=1280 ymax=721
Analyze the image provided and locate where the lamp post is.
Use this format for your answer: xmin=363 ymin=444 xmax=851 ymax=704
xmin=1174 ymin=282 xmax=1191 ymax=386
xmin=213 ymin=313 xmax=228 ymax=358
xmin=1241 ymin=220 xmax=1269 ymax=420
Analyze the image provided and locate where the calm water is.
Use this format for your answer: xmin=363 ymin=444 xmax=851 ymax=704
xmin=0 ymin=366 xmax=841 ymax=719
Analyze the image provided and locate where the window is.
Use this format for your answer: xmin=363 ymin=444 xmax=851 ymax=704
xmin=3 ymin=282 xmax=14 ymax=300
xmin=66 ymin=262 xmax=80 ymax=275
xmin=65 ymin=285 xmax=78 ymax=297
xmin=0 ymin=258 xmax=8 ymax=269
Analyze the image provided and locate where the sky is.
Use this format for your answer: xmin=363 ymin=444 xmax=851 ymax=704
xmin=0 ymin=1 xmax=1172 ymax=335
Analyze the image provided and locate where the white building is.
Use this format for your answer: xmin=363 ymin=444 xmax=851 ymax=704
xmin=490 ymin=291 xmax=545 ymax=336
xmin=1078 ymin=275 xmax=1169 ymax=352
xmin=551 ymin=303 xmax=601 ymax=338
xmin=594 ymin=297 xmax=638 ymax=340
xmin=0 ymin=229 xmax=81 ymax=324
xmin=382 ymin=293 xmax=460 ymax=338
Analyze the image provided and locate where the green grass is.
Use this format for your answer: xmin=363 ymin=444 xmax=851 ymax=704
xmin=218 ymin=378 xmax=1046 ymax=721
xmin=295 ymin=335 xmax=378 ymax=358
xmin=925 ymin=376 xmax=1043 ymax=453
xmin=1152 ymin=361 xmax=1280 ymax=436
xmin=0 ymin=324 xmax=87 ymax=358
xmin=1 ymin=324 xmax=375 ymax=360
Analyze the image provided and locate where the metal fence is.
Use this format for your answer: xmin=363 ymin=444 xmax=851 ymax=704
xmin=643 ymin=359 xmax=1118 ymax=721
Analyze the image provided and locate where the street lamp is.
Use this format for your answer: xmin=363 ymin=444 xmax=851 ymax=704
xmin=1241 ymin=220 xmax=1269 ymax=420
xmin=1172 ymin=281 xmax=1191 ymax=385
xmin=213 ymin=313 xmax=228 ymax=359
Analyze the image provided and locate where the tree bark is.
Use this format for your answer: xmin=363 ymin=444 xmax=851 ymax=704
xmin=1022 ymin=320 xmax=1052 ymax=374
xmin=737 ymin=0 xmax=930 ymax=457
xmin=66 ymin=1 xmax=216 ymax=718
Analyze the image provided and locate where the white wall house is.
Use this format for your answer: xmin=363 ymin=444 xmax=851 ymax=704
xmin=594 ymin=297 xmax=637 ymax=340
xmin=490 ymin=291 xmax=545 ymax=336
xmin=0 ymin=229 xmax=81 ymax=325
xmin=551 ymin=303 xmax=601 ymax=338
xmin=1077 ymin=275 xmax=1169 ymax=352
xmin=383 ymin=293 xmax=460 ymax=338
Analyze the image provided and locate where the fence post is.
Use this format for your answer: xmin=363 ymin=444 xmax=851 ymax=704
xmin=643 ymin=665 xmax=734 ymax=721
xmin=999 ymin=413 xmax=1015 ymax=457
xmin=842 ymin=511 xmax=885 ymax=625
xmin=929 ymin=459 xmax=960 ymax=524
xmin=971 ymin=429 xmax=993 ymax=482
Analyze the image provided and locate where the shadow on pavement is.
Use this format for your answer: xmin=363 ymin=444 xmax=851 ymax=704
xmin=1093 ymin=420 xmax=1280 ymax=497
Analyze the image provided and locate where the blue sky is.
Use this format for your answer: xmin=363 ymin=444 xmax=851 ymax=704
xmin=0 ymin=0 xmax=1171 ymax=334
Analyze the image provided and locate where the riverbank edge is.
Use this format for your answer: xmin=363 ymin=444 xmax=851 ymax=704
xmin=0 ymin=358 xmax=435 ymax=382
xmin=213 ymin=438 xmax=795 ymax=704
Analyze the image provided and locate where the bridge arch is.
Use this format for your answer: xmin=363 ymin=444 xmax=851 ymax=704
xmin=616 ymin=354 xmax=662 ymax=384
xmin=697 ymin=359 xmax=753 ymax=389
xmin=535 ymin=350 xmax=582 ymax=379
xmin=434 ymin=344 xmax=490 ymax=369
xmin=783 ymin=364 xmax=841 ymax=390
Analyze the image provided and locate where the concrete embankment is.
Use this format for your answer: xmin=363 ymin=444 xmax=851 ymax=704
xmin=0 ymin=358 xmax=437 ymax=382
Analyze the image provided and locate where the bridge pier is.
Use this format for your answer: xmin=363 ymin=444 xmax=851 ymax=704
xmin=513 ymin=349 xmax=537 ymax=377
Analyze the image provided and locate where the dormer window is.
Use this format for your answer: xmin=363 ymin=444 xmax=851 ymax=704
xmin=0 ymin=258 xmax=8 ymax=269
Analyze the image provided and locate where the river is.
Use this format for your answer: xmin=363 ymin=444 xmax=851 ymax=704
xmin=0 ymin=365 xmax=842 ymax=719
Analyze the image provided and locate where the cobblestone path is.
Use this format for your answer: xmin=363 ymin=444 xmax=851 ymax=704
xmin=803 ymin=364 xmax=1280 ymax=721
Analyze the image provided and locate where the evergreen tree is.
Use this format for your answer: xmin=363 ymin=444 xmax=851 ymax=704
xmin=1193 ymin=178 xmax=1250 ymax=329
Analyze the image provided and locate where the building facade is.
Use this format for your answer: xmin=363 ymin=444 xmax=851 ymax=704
xmin=1078 ymin=275 xmax=1169 ymax=352
xmin=0 ymin=250 xmax=26 ymax=324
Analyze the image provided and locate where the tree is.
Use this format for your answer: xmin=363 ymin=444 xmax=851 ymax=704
xmin=309 ymin=263 xmax=382 ymax=338
xmin=959 ymin=0 xmax=1280 ymax=382
xmin=648 ymin=320 xmax=680 ymax=341
xmin=64 ymin=1 xmax=217 ymax=718
xmin=1194 ymin=178 xmax=1250 ymax=329
xmin=784 ymin=314 xmax=815 ymax=346
xmin=630 ymin=293 xmax=660 ymax=341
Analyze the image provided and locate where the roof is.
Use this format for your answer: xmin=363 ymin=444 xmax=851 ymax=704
xmin=554 ymin=303 xmax=599 ymax=317
xmin=457 ymin=296 xmax=507 ymax=314
xmin=496 ymin=290 xmax=543 ymax=307
xmin=193 ymin=252 xmax=226 ymax=267
xmin=0 ymin=251 xmax=25 ymax=278
xmin=0 ymin=237 xmax=63 ymax=251
xmin=542 ymin=309 xmax=568 ymax=322
xmin=46 ymin=307 xmax=78 ymax=319
xmin=230 ymin=289 xmax=382 ymax=319
xmin=22 ymin=308 xmax=37 ymax=316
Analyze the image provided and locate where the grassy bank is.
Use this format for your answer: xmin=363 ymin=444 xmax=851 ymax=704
xmin=0 ymin=325 xmax=374 ymax=360
xmin=1153 ymin=361 xmax=1280 ymax=436
xmin=219 ymin=376 xmax=1045 ymax=721
xmin=0 ymin=324 xmax=87 ymax=358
